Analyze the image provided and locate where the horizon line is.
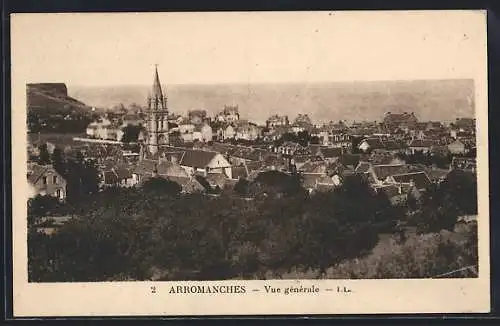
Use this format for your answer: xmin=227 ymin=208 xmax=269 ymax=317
xmin=61 ymin=78 xmax=474 ymax=89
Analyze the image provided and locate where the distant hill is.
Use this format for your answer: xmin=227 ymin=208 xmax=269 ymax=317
xmin=27 ymin=83 xmax=91 ymax=115
xmin=70 ymin=79 xmax=475 ymax=124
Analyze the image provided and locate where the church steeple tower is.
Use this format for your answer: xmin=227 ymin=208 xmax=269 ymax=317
xmin=152 ymin=65 xmax=164 ymax=100
xmin=145 ymin=65 xmax=169 ymax=156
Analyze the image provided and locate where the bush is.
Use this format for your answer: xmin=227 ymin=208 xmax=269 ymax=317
xmin=28 ymin=172 xmax=475 ymax=282
xmin=275 ymin=223 xmax=478 ymax=279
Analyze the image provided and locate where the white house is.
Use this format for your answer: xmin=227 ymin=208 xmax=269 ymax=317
xmin=179 ymin=149 xmax=232 ymax=179
xmin=223 ymin=125 xmax=236 ymax=140
xmin=201 ymin=123 xmax=213 ymax=142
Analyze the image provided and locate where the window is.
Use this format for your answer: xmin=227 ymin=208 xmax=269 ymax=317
xmin=42 ymin=176 xmax=47 ymax=185
xmin=53 ymin=175 xmax=58 ymax=184
xmin=56 ymin=189 xmax=62 ymax=199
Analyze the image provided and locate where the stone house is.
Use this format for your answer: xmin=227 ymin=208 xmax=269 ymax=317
xmin=27 ymin=163 xmax=67 ymax=201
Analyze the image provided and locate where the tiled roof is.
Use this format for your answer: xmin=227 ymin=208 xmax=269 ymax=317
xmin=231 ymin=166 xmax=248 ymax=180
xmin=168 ymin=176 xmax=205 ymax=193
xmin=245 ymin=161 xmax=266 ymax=173
xmin=391 ymin=171 xmax=431 ymax=190
xmin=132 ymin=159 xmax=157 ymax=175
xmin=230 ymin=147 xmax=269 ymax=162
xmin=370 ymin=152 xmax=401 ymax=165
xmin=179 ymin=149 xmax=219 ymax=168
xmin=299 ymin=161 xmax=327 ymax=174
xmin=320 ymin=147 xmax=343 ymax=158
xmin=27 ymin=164 xmax=49 ymax=184
xmin=361 ymin=138 xmax=385 ymax=149
xmin=372 ymin=164 xmax=415 ymax=180
xmin=383 ymin=140 xmax=405 ymax=150
xmin=431 ymin=145 xmax=450 ymax=154
xmin=308 ymin=145 xmax=323 ymax=155
xmin=409 ymin=139 xmax=435 ymax=148
xmin=157 ymin=161 xmax=188 ymax=178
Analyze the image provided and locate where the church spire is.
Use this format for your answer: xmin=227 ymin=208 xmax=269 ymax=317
xmin=152 ymin=64 xmax=163 ymax=100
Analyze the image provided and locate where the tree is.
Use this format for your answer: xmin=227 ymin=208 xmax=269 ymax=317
xmin=38 ymin=144 xmax=51 ymax=165
xmin=51 ymin=147 xmax=65 ymax=175
xmin=234 ymin=178 xmax=250 ymax=195
xmin=141 ymin=177 xmax=182 ymax=197
xmin=310 ymin=136 xmax=320 ymax=145
xmin=81 ymin=161 xmax=100 ymax=195
xmin=249 ymin=171 xmax=305 ymax=198
xmin=440 ymin=170 xmax=477 ymax=215
xmin=408 ymin=182 xmax=459 ymax=234
xmin=121 ymin=124 xmax=143 ymax=143
xmin=27 ymin=195 xmax=62 ymax=226
xmin=296 ymin=130 xmax=310 ymax=147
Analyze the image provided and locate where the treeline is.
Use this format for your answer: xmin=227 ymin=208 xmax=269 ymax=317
xmin=28 ymin=169 xmax=478 ymax=282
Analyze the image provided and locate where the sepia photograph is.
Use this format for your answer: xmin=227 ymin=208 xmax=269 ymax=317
xmin=11 ymin=10 xmax=489 ymax=316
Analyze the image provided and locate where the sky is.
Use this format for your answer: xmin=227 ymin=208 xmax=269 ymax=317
xmin=11 ymin=11 xmax=486 ymax=87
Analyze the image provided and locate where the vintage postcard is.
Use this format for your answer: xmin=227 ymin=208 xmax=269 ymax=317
xmin=11 ymin=11 xmax=489 ymax=316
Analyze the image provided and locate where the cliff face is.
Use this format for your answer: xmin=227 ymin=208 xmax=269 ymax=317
xmin=27 ymin=83 xmax=68 ymax=98
xmin=27 ymin=83 xmax=90 ymax=113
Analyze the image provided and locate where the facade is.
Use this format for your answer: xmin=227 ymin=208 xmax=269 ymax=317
xmin=200 ymin=124 xmax=213 ymax=142
xmin=27 ymin=163 xmax=67 ymax=200
xmin=145 ymin=66 xmax=169 ymax=155
xmin=86 ymin=118 xmax=124 ymax=141
xmin=179 ymin=149 xmax=233 ymax=178
xmin=223 ymin=105 xmax=240 ymax=122
xmin=216 ymin=105 xmax=240 ymax=123
xmin=383 ymin=111 xmax=418 ymax=130
xmin=235 ymin=123 xmax=261 ymax=141
xmin=266 ymin=115 xmax=289 ymax=128
xmin=358 ymin=138 xmax=384 ymax=152
xmin=188 ymin=109 xmax=208 ymax=125
xmin=223 ymin=125 xmax=236 ymax=140
xmin=407 ymin=139 xmax=434 ymax=154
xmin=448 ymin=139 xmax=467 ymax=155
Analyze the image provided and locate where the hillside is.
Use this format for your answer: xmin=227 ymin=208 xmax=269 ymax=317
xmin=27 ymin=83 xmax=91 ymax=114
xmin=70 ymin=79 xmax=475 ymax=124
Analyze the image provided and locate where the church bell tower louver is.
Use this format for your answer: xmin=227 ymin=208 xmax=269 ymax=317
xmin=145 ymin=65 xmax=169 ymax=156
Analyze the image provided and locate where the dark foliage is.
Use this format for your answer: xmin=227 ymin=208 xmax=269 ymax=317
xmin=121 ymin=124 xmax=143 ymax=143
xmin=28 ymin=174 xmax=406 ymax=281
xmin=27 ymin=164 xmax=476 ymax=281
xmin=407 ymin=170 xmax=477 ymax=233
xmin=141 ymin=177 xmax=182 ymax=197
